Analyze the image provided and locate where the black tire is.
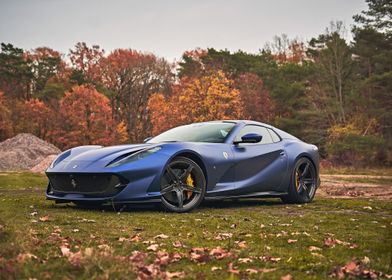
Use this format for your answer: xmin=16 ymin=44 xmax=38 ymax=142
xmin=160 ymin=156 xmax=206 ymax=213
xmin=281 ymin=157 xmax=317 ymax=204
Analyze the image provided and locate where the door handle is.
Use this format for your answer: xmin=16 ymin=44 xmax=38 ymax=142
xmin=280 ymin=151 xmax=285 ymax=156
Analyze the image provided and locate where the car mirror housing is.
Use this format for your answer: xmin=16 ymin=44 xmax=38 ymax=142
xmin=234 ymin=133 xmax=263 ymax=144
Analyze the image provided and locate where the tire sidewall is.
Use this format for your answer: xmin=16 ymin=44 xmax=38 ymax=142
xmin=160 ymin=156 xmax=206 ymax=213
xmin=289 ymin=157 xmax=316 ymax=203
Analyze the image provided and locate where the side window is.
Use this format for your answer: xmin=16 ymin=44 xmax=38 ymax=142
xmin=268 ymin=128 xmax=281 ymax=143
xmin=234 ymin=125 xmax=274 ymax=144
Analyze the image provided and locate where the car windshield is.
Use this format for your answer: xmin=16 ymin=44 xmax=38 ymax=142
xmin=149 ymin=122 xmax=236 ymax=143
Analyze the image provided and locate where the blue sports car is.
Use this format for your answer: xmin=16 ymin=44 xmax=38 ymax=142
xmin=46 ymin=120 xmax=320 ymax=212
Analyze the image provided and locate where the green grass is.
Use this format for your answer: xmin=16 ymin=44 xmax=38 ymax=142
xmin=0 ymin=172 xmax=391 ymax=279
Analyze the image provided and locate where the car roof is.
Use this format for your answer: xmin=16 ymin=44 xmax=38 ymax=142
xmin=205 ymin=120 xmax=299 ymax=140
xmin=206 ymin=120 xmax=273 ymax=128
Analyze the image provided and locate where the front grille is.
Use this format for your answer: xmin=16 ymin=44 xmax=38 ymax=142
xmin=48 ymin=173 xmax=128 ymax=196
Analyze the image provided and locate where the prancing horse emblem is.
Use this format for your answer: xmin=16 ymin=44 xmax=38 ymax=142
xmin=72 ymin=164 xmax=78 ymax=169
xmin=223 ymin=152 xmax=229 ymax=159
xmin=71 ymin=178 xmax=77 ymax=188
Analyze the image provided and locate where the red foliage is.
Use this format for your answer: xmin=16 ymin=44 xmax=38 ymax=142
xmin=235 ymin=73 xmax=275 ymax=122
xmin=15 ymin=98 xmax=54 ymax=140
xmin=0 ymin=92 xmax=12 ymax=140
xmin=69 ymin=42 xmax=104 ymax=84
xmin=55 ymin=85 xmax=114 ymax=149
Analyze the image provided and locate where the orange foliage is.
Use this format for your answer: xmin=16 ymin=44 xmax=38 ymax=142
xmin=56 ymin=85 xmax=114 ymax=149
xmin=102 ymin=48 xmax=172 ymax=141
xmin=149 ymin=71 xmax=244 ymax=135
xmin=69 ymin=42 xmax=104 ymax=84
xmin=15 ymin=98 xmax=53 ymax=139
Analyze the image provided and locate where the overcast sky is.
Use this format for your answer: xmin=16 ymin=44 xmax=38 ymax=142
xmin=0 ymin=0 xmax=367 ymax=62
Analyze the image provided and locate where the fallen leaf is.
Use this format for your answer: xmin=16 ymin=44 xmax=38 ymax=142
xmin=227 ymin=262 xmax=240 ymax=274
xmin=210 ymin=247 xmax=234 ymax=260
xmin=165 ymin=271 xmax=185 ymax=279
xmin=154 ymin=234 xmax=169 ymax=239
xmin=211 ymin=266 xmax=222 ymax=271
xmin=238 ymin=257 xmax=253 ymax=263
xmin=259 ymin=232 xmax=267 ymax=239
xmin=16 ymin=253 xmax=38 ymax=263
xmin=129 ymin=234 xmax=141 ymax=242
xmin=281 ymin=274 xmax=293 ymax=280
xmin=309 ymin=246 xmax=322 ymax=252
xmin=189 ymin=247 xmax=209 ymax=263
xmin=214 ymin=233 xmax=233 ymax=240
xmin=260 ymin=255 xmax=281 ymax=262
xmin=172 ymin=241 xmax=183 ymax=248
xmin=60 ymin=246 xmax=70 ymax=256
xmin=236 ymin=240 xmax=247 ymax=249
xmin=287 ymin=239 xmax=297 ymax=244
xmin=39 ymin=215 xmax=50 ymax=222
xmin=68 ymin=251 xmax=83 ymax=267
xmin=362 ymin=256 xmax=370 ymax=265
xmin=147 ymin=244 xmax=159 ymax=252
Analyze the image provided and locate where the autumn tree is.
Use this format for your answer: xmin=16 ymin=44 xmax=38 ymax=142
xmin=56 ymin=85 xmax=114 ymax=149
xmin=149 ymin=71 xmax=243 ymax=135
xmin=0 ymin=92 xmax=12 ymax=141
xmin=69 ymin=42 xmax=105 ymax=85
xmin=235 ymin=73 xmax=275 ymax=122
xmin=264 ymin=34 xmax=307 ymax=64
xmin=27 ymin=47 xmax=69 ymax=104
xmin=102 ymin=49 xmax=173 ymax=141
xmin=13 ymin=98 xmax=53 ymax=140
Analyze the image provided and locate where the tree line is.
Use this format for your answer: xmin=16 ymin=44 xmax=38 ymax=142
xmin=0 ymin=0 xmax=390 ymax=166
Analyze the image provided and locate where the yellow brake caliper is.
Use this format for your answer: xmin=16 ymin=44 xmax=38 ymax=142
xmin=295 ymin=171 xmax=300 ymax=191
xmin=186 ymin=174 xmax=194 ymax=199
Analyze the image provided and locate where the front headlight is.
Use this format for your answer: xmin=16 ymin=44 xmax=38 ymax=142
xmin=106 ymin=146 xmax=161 ymax=168
xmin=49 ymin=150 xmax=71 ymax=169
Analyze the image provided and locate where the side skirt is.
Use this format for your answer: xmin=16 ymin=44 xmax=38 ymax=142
xmin=205 ymin=191 xmax=288 ymax=200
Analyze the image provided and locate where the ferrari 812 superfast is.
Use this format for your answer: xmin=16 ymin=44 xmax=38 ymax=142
xmin=46 ymin=120 xmax=320 ymax=212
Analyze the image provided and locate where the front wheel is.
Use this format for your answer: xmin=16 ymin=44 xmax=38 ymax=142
xmin=160 ymin=156 xmax=206 ymax=213
xmin=281 ymin=157 xmax=317 ymax=204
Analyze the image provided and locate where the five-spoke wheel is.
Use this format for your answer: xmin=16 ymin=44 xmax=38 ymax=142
xmin=160 ymin=156 xmax=206 ymax=212
xmin=281 ymin=157 xmax=317 ymax=203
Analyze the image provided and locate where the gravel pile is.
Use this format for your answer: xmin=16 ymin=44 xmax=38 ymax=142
xmin=0 ymin=133 xmax=60 ymax=171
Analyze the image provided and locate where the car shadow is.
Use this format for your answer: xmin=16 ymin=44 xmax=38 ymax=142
xmin=48 ymin=197 xmax=285 ymax=213
xmin=199 ymin=198 xmax=284 ymax=210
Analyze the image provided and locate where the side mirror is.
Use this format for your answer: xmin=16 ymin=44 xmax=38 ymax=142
xmin=234 ymin=133 xmax=262 ymax=144
xmin=143 ymin=137 xmax=153 ymax=143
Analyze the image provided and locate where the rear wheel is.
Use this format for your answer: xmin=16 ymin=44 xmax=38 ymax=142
xmin=160 ymin=156 xmax=206 ymax=213
xmin=281 ymin=157 xmax=317 ymax=204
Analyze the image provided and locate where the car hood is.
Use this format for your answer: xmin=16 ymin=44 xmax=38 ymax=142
xmin=65 ymin=144 xmax=155 ymax=163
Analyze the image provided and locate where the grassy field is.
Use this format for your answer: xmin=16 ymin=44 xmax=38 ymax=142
xmin=0 ymin=172 xmax=391 ymax=279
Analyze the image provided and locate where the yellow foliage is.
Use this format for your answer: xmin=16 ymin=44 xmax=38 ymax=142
xmin=116 ymin=121 xmax=129 ymax=144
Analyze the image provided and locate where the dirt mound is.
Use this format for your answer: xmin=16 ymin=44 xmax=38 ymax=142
xmin=30 ymin=154 xmax=58 ymax=173
xmin=0 ymin=133 xmax=60 ymax=171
